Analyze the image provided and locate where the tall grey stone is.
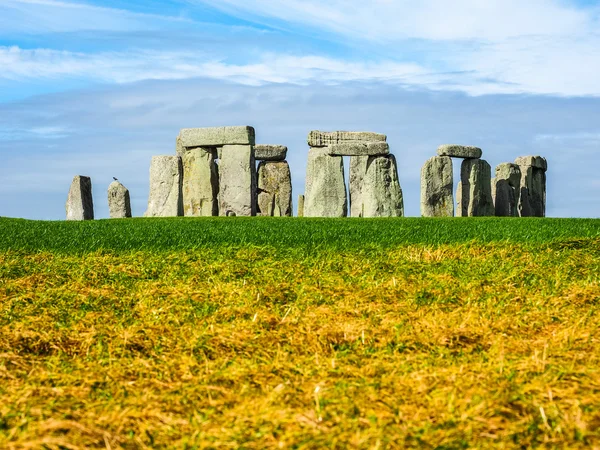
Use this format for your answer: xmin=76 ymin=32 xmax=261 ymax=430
xmin=254 ymin=145 xmax=287 ymax=161
xmin=515 ymin=156 xmax=547 ymax=217
xmin=420 ymin=156 xmax=453 ymax=217
xmin=257 ymin=161 xmax=292 ymax=217
xmin=219 ymin=144 xmax=256 ymax=216
xmin=107 ymin=180 xmax=131 ymax=219
xmin=145 ymin=156 xmax=183 ymax=217
xmin=304 ymin=147 xmax=347 ymax=217
xmin=180 ymin=147 xmax=219 ymax=217
xmin=308 ymin=131 xmax=386 ymax=147
xmin=298 ymin=195 xmax=305 ymax=217
xmin=360 ymin=155 xmax=404 ymax=217
xmin=66 ymin=175 xmax=94 ymax=221
xmin=349 ymin=156 xmax=368 ymax=217
xmin=459 ymin=159 xmax=494 ymax=217
xmin=492 ymin=163 xmax=521 ymax=217
xmin=437 ymin=144 xmax=482 ymax=159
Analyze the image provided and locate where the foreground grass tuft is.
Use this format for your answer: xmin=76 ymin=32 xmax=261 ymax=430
xmin=1 ymin=218 xmax=599 ymax=448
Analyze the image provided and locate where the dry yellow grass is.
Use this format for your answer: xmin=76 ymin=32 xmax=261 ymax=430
xmin=1 ymin=241 xmax=599 ymax=448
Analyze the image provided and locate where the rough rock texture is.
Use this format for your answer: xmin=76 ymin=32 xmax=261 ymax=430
xmin=515 ymin=156 xmax=547 ymax=171
xmin=304 ymin=147 xmax=347 ymax=217
xmin=459 ymin=159 xmax=494 ymax=217
xmin=181 ymin=147 xmax=219 ymax=216
xmin=218 ymin=144 xmax=256 ymax=216
xmin=257 ymin=161 xmax=292 ymax=217
xmin=107 ymin=180 xmax=131 ymax=219
xmin=359 ymin=155 xmax=404 ymax=217
xmin=254 ymin=145 xmax=287 ymax=161
xmin=455 ymin=181 xmax=463 ymax=217
xmin=515 ymin=155 xmax=547 ymax=218
xmin=327 ymin=142 xmax=389 ymax=157
xmin=66 ymin=175 xmax=94 ymax=221
xmin=437 ymin=144 xmax=482 ymax=159
xmin=492 ymin=163 xmax=521 ymax=217
xmin=308 ymin=131 xmax=386 ymax=147
xmin=420 ymin=156 xmax=454 ymax=217
xmin=179 ymin=126 xmax=255 ymax=148
xmin=297 ymin=195 xmax=305 ymax=217
xmin=144 ymin=156 xmax=183 ymax=217
xmin=349 ymin=156 xmax=368 ymax=217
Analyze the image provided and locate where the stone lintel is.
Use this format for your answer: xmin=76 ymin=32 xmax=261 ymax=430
xmin=515 ymin=156 xmax=547 ymax=171
xmin=255 ymin=145 xmax=288 ymax=161
xmin=179 ymin=126 xmax=255 ymax=148
xmin=437 ymin=144 xmax=482 ymax=159
xmin=308 ymin=130 xmax=386 ymax=147
xmin=326 ymin=142 xmax=389 ymax=157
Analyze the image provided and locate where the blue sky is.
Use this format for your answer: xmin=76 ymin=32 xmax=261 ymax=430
xmin=0 ymin=0 xmax=599 ymax=219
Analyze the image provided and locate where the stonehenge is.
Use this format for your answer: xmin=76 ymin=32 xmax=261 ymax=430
xmin=492 ymin=163 xmax=521 ymax=217
xmin=305 ymin=131 xmax=404 ymax=218
xmin=66 ymin=175 xmax=94 ymax=221
xmin=144 ymin=155 xmax=183 ymax=217
xmin=515 ymin=156 xmax=547 ymax=217
xmin=458 ymin=159 xmax=494 ymax=217
xmin=108 ymin=180 xmax=132 ymax=218
xmin=420 ymin=156 xmax=453 ymax=217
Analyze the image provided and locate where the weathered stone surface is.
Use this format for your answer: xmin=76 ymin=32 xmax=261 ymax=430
xmin=455 ymin=181 xmax=463 ymax=217
xmin=254 ymin=145 xmax=287 ymax=161
xmin=327 ymin=142 xmax=389 ymax=157
xmin=349 ymin=156 xmax=368 ymax=217
xmin=107 ymin=180 xmax=131 ymax=219
xmin=420 ymin=156 xmax=454 ymax=217
xmin=257 ymin=161 xmax=292 ymax=217
xmin=492 ymin=163 xmax=521 ymax=217
xmin=308 ymin=131 xmax=386 ymax=147
xmin=218 ymin=144 xmax=256 ymax=216
xmin=458 ymin=159 xmax=494 ymax=216
xmin=181 ymin=147 xmax=219 ymax=216
xmin=298 ymin=195 xmax=305 ymax=217
xmin=66 ymin=175 xmax=94 ymax=221
xmin=145 ymin=156 xmax=183 ymax=217
xmin=516 ymin=161 xmax=546 ymax=217
xmin=437 ymin=144 xmax=482 ymax=159
xmin=179 ymin=126 xmax=255 ymax=148
xmin=360 ymin=155 xmax=404 ymax=217
xmin=304 ymin=147 xmax=347 ymax=217
xmin=515 ymin=155 xmax=547 ymax=171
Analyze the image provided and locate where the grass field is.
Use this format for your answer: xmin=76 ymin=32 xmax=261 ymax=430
xmin=1 ymin=217 xmax=600 ymax=448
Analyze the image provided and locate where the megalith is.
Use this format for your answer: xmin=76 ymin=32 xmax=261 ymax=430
xmin=349 ymin=156 xmax=368 ymax=218
xmin=458 ymin=159 xmax=494 ymax=217
xmin=219 ymin=144 xmax=256 ymax=216
xmin=254 ymin=145 xmax=287 ymax=161
xmin=360 ymin=155 xmax=404 ymax=217
xmin=177 ymin=142 xmax=219 ymax=217
xmin=420 ymin=156 xmax=453 ymax=217
xmin=145 ymin=155 xmax=183 ymax=217
xmin=304 ymin=147 xmax=347 ymax=217
xmin=437 ymin=144 xmax=482 ymax=159
xmin=257 ymin=161 xmax=292 ymax=216
xmin=515 ymin=156 xmax=547 ymax=217
xmin=107 ymin=180 xmax=131 ymax=219
xmin=66 ymin=175 xmax=94 ymax=221
xmin=298 ymin=195 xmax=305 ymax=217
xmin=492 ymin=163 xmax=521 ymax=217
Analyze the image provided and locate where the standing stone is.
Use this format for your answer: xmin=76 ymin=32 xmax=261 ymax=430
xmin=257 ymin=161 xmax=292 ymax=217
xmin=515 ymin=156 xmax=547 ymax=217
xmin=456 ymin=181 xmax=463 ymax=217
xmin=459 ymin=159 xmax=494 ymax=217
xmin=360 ymin=155 xmax=404 ymax=217
xmin=107 ymin=180 xmax=131 ymax=219
xmin=66 ymin=175 xmax=94 ymax=221
xmin=349 ymin=156 xmax=368 ymax=217
xmin=304 ymin=147 xmax=347 ymax=217
xmin=492 ymin=163 xmax=521 ymax=217
xmin=298 ymin=195 xmax=305 ymax=217
xmin=145 ymin=156 xmax=183 ymax=217
xmin=180 ymin=147 xmax=219 ymax=217
xmin=219 ymin=144 xmax=256 ymax=216
xmin=420 ymin=156 xmax=453 ymax=217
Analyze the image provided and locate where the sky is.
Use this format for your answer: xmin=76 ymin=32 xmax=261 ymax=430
xmin=0 ymin=0 xmax=599 ymax=219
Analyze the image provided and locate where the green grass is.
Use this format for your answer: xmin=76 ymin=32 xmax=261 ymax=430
xmin=1 ymin=217 xmax=600 ymax=253
xmin=1 ymin=217 xmax=600 ymax=448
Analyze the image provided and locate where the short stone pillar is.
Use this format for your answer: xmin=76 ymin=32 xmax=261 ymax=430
xmin=492 ymin=163 xmax=521 ymax=217
xmin=108 ymin=180 xmax=131 ymax=218
xmin=458 ymin=159 xmax=494 ymax=217
xmin=177 ymin=126 xmax=256 ymax=216
xmin=297 ymin=195 xmax=305 ymax=217
xmin=420 ymin=156 xmax=453 ymax=217
xmin=66 ymin=175 xmax=94 ymax=221
xmin=515 ymin=156 xmax=547 ymax=217
xmin=257 ymin=161 xmax=292 ymax=217
xmin=144 ymin=155 xmax=183 ymax=217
